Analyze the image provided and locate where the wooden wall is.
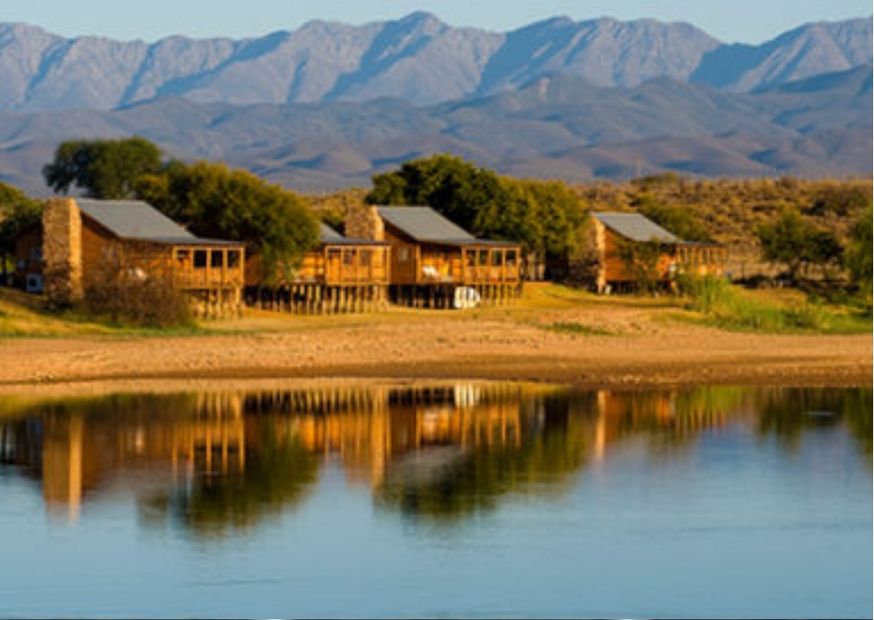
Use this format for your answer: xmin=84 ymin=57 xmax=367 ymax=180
xmin=382 ymin=223 xmax=520 ymax=286
xmin=246 ymin=244 xmax=390 ymax=287
xmin=594 ymin=219 xmax=727 ymax=289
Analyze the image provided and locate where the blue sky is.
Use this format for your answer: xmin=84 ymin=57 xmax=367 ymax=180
xmin=3 ymin=0 xmax=869 ymax=42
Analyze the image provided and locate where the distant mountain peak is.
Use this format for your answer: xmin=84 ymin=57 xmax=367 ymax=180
xmin=0 ymin=15 xmax=868 ymax=112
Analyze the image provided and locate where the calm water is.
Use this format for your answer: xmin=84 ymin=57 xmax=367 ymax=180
xmin=0 ymin=383 xmax=870 ymax=618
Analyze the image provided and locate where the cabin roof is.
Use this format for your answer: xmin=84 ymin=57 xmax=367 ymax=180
xmin=77 ymin=199 xmax=196 ymax=243
xmin=320 ymin=223 xmax=345 ymax=243
xmin=376 ymin=206 xmax=476 ymax=244
xmin=375 ymin=206 xmax=517 ymax=247
xmin=76 ymin=199 xmax=240 ymax=246
xmin=592 ymin=212 xmax=681 ymax=243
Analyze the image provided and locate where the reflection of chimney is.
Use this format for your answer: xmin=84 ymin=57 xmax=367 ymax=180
xmin=43 ymin=198 xmax=83 ymax=305
xmin=369 ymin=407 xmax=389 ymax=487
xmin=42 ymin=415 xmax=84 ymax=521
xmin=344 ymin=205 xmax=384 ymax=241
xmin=594 ymin=391 xmax=608 ymax=462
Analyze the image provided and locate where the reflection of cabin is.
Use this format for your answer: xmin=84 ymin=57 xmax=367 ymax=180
xmin=15 ymin=198 xmax=245 ymax=317
xmin=245 ymin=223 xmax=391 ymax=314
xmin=0 ymin=395 xmax=246 ymax=521
xmin=590 ymin=212 xmax=727 ymax=292
xmin=346 ymin=205 xmax=522 ymax=307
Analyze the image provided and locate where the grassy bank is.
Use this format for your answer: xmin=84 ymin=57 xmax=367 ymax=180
xmin=674 ymin=276 xmax=871 ymax=334
xmin=0 ymin=288 xmax=209 ymax=338
xmin=1 ymin=281 xmax=870 ymax=340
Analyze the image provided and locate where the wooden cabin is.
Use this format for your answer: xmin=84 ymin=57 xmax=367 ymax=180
xmin=244 ymin=223 xmax=391 ymax=313
xmin=590 ymin=211 xmax=727 ymax=292
xmin=15 ymin=198 xmax=245 ymax=317
xmin=345 ymin=205 xmax=522 ymax=307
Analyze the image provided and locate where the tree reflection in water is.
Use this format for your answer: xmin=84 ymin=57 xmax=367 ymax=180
xmin=0 ymin=384 xmax=869 ymax=534
xmin=754 ymin=387 xmax=872 ymax=456
xmin=141 ymin=426 xmax=320 ymax=538
xmin=375 ymin=392 xmax=599 ymax=520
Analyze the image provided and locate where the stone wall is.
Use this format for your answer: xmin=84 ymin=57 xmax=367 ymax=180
xmin=344 ymin=205 xmax=384 ymax=241
xmin=42 ymin=198 xmax=83 ymax=306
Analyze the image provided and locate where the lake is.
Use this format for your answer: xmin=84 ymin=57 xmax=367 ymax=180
xmin=0 ymin=382 xmax=870 ymax=618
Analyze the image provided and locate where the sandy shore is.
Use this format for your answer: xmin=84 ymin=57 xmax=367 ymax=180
xmin=0 ymin=298 xmax=869 ymax=394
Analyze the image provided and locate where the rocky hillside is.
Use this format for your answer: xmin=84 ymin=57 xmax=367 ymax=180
xmin=0 ymin=64 xmax=869 ymax=195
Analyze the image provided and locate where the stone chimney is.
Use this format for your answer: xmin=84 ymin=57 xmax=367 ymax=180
xmin=43 ymin=198 xmax=83 ymax=305
xmin=344 ymin=204 xmax=384 ymax=241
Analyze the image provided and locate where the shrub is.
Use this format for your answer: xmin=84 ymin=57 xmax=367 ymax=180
xmin=82 ymin=258 xmax=192 ymax=328
xmin=676 ymin=274 xmax=836 ymax=333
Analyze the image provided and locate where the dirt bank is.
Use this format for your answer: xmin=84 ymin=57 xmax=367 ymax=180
xmin=1 ymin=300 xmax=869 ymax=394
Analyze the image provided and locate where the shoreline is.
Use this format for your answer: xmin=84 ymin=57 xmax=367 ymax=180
xmin=1 ymin=333 xmax=869 ymax=397
xmin=3 ymin=284 xmax=870 ymax=397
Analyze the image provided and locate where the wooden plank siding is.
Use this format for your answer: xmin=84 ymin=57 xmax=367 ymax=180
xmin=245 ymin=244 xmax=390 ymax=287
xmin=170 ymin=245 xmax=245 ymax=290
xmin=383 ymin=223 xmax=520 ymax=286
xmin=79 ymin=216 xmax=244 ymax=291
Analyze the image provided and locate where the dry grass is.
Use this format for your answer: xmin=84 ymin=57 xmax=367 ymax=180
xmin=0 ymin=288 xmax=114 ymax=336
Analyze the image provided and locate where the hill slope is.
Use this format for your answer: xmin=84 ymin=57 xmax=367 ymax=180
xmin=0 ymin=66 xmax=869 ymax=194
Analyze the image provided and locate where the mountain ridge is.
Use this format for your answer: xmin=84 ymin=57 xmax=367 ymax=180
xmin=0 ymin=14 xmax=869 ymax=111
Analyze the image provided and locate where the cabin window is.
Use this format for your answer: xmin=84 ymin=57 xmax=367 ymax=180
xmin=211 ymin=250 xmax=224 ymax=268
xmin=506 ymin=249 xmax=517 ymax=266
xmin=227 ymin=250 xmax=240 ymax=268
xmin=466 ymin=250 xmax=476 ymax=267
xmin=399 ymin=247 xmax=410 ymax=262
xmin=343 ymin=250 xmax=355 ymax=266
xmin=359 ymin=249 xmax=371 ymax=266
xmin=491 ymin=251 xmax=503 ymax=267
xmin=175 ymin=249 xmax=190 ymax=264
xmin=194 ymin=250 xmax=207 ymax=268
xmin=478 ymin=249 xmax=488 ymax=266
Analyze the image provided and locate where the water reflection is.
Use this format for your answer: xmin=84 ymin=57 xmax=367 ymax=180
xmin=0 ymin=384 xmax=869 ymax=533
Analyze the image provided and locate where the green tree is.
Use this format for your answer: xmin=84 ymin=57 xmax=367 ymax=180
xmin=136 ymin=161 xmax=320 ymax=277
xmin=844 ymin=205 xmax=873 ymax=302
xmin=757 ymin=208 xmax=842 ymax=281
xmin=366 ymin=154 xmax=506 ymax=233
xmin=0 ymin=182 xmax=41 ymax=284
xmin=43 ymin=136 xmax=162 ymax=199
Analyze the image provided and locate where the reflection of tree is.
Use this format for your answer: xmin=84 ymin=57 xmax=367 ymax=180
xmin=141 ymin=423 xmax=319 ymax=538
xmin=376 ymin=393 xmax=597 ymax=521
xmin=756 ymin=388 xmax=872 ymax=457
xmin=595 ymin=387 xmax=751 ymax=460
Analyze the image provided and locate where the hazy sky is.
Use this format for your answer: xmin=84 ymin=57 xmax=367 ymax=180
xmin=3 ymin=0 xmax=869 ymax=43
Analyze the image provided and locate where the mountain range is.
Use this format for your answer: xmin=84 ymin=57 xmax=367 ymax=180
xmin=0 ymin=14 xmax=869 ymax=194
